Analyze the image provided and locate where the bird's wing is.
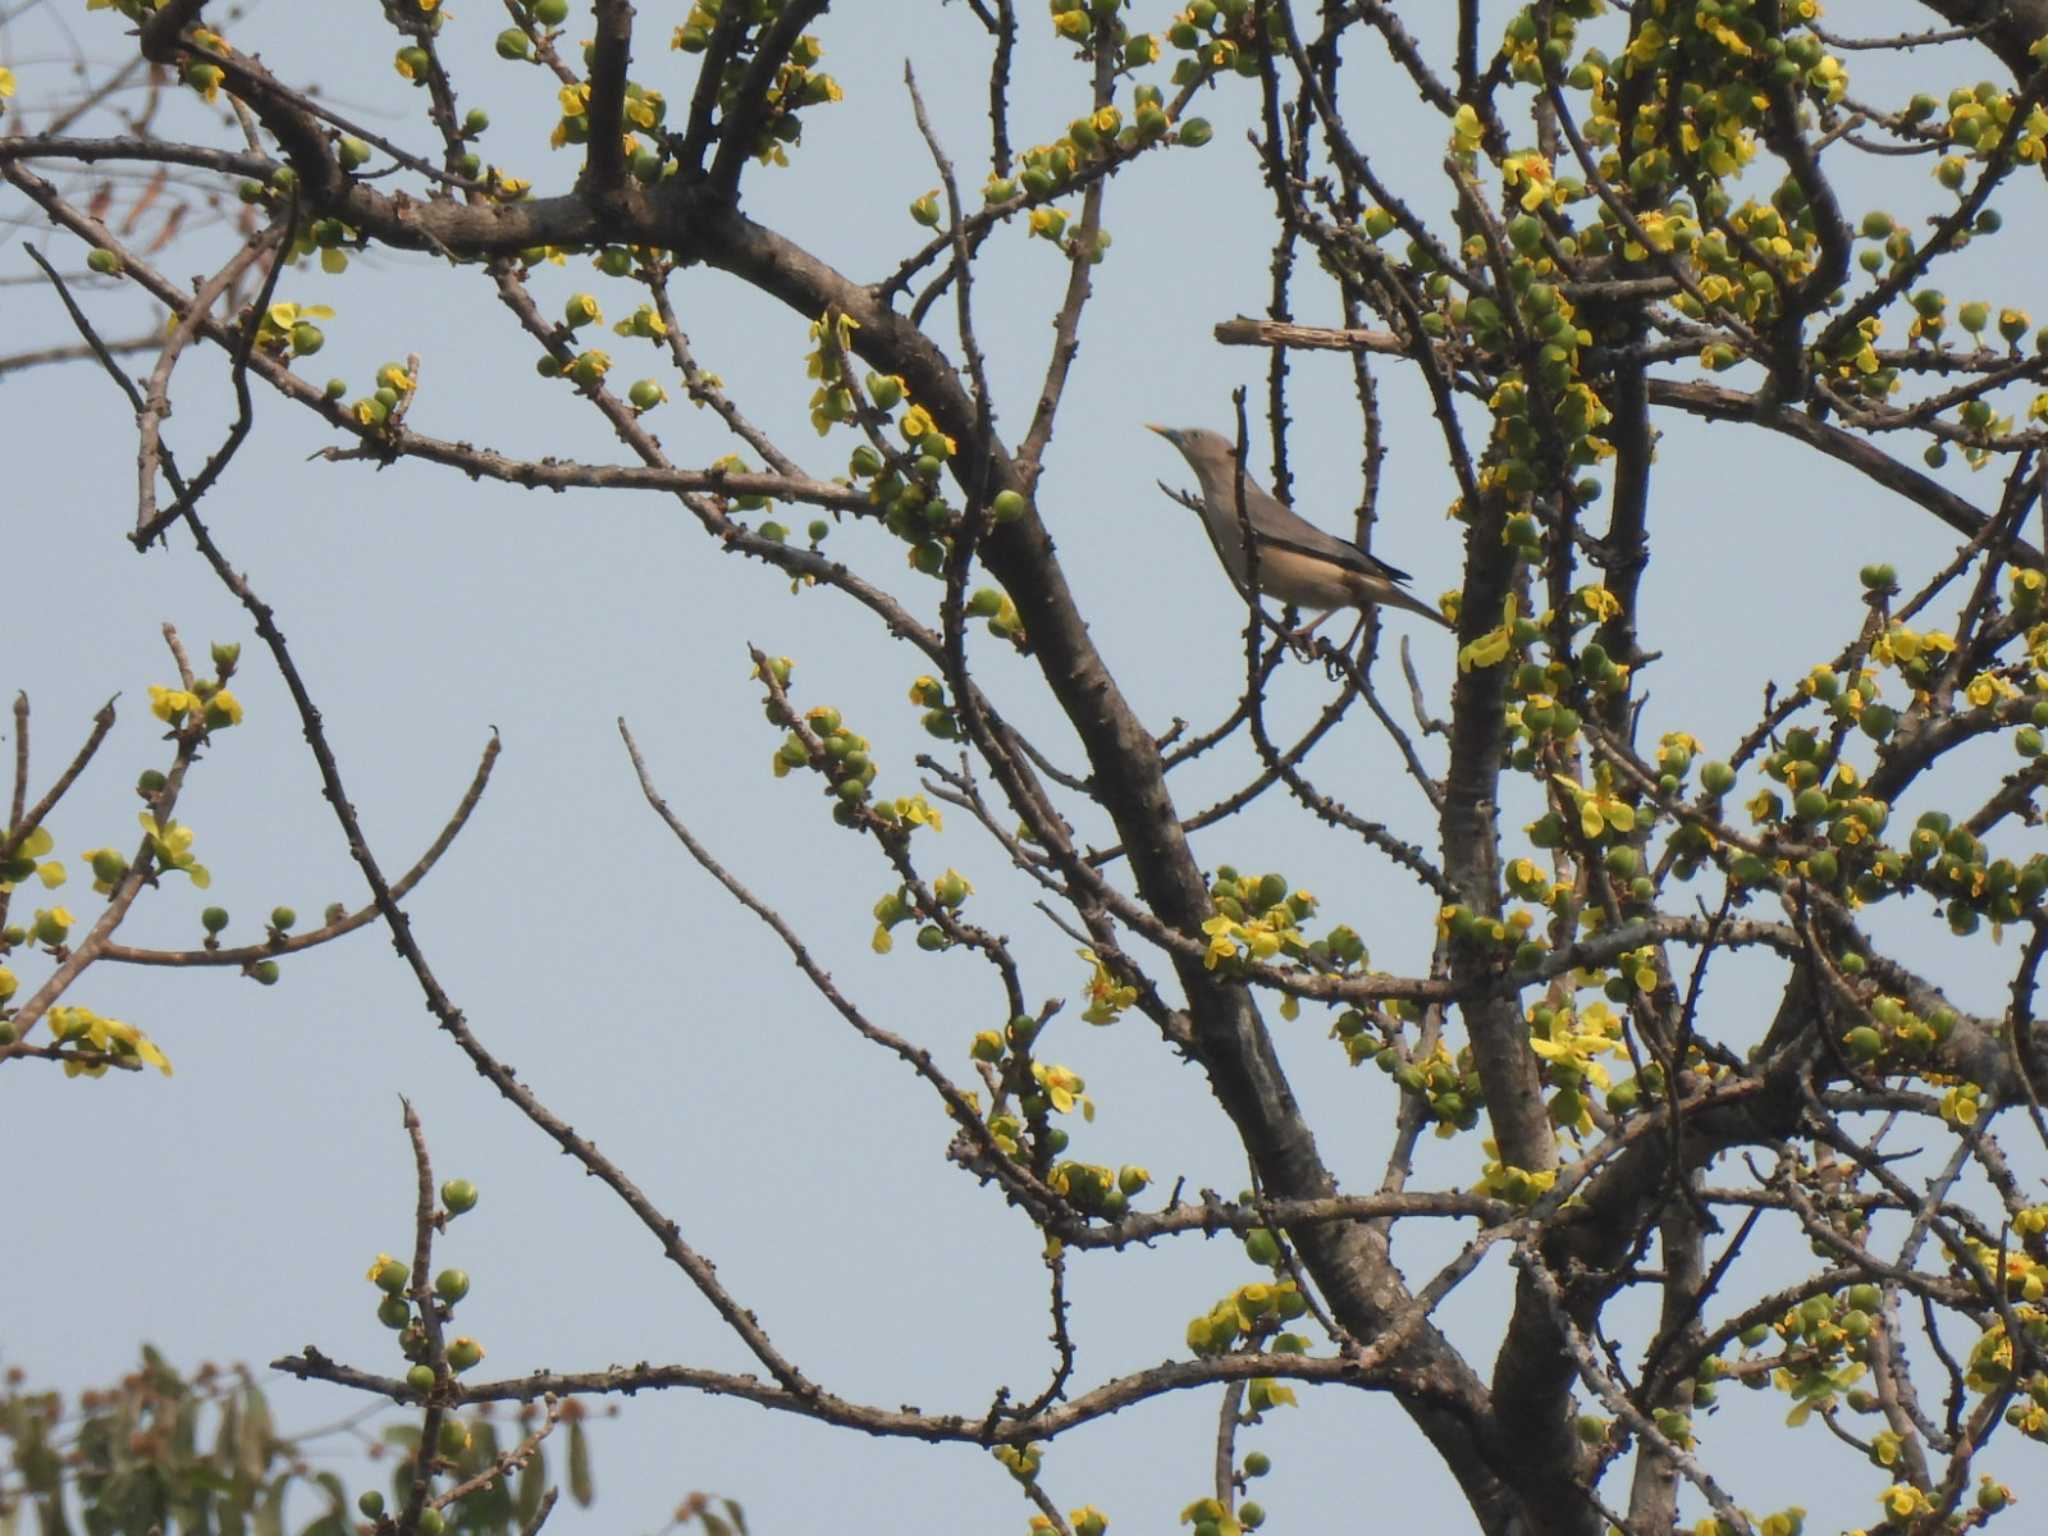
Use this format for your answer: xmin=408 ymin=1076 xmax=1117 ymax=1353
xmin=1255 ymin=496 xmax=1417 ymax=585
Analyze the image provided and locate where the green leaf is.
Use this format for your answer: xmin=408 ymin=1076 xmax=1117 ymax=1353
xmin=237 ymin=1386 xmax=273 ymax=1483
xmin=567 ymin=1420 xmax=593 ymax=1508
xmin=254 ymin=1472 xmax=290 ymax=1536
xmin=165 ymin=1395 xmax=196 ymax=1463
xmin=214 ymin=1397 xmax=240 ymax=1477
xmin=311 ymin=1472 xmax=346 ymax=1514
xmin=463 ymin=1422 xmax=513 ymax=1527
xmin=515 ymin=1449 xmax=545 ymax=1526
xmin=34 ymin=1493 xmax=73 ymax=1536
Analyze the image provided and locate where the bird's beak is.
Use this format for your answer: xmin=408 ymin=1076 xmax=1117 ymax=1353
xmin=1145 ymin=423 xmax=1173 ymax=441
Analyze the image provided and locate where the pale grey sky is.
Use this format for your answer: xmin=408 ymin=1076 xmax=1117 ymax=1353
xmin=5 ymin=2 xmax=2044 ymax=1531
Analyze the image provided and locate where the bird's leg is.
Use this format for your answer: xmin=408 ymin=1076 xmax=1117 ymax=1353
xmin=1306 ymin=611 xmax=1371 ymax=678
xmin=1285 ymin=606 xmax=1343 ymax=658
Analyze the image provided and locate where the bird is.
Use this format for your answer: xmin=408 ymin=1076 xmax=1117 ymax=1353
xmin=1147 ymin=424 xmax=1452 ymax=637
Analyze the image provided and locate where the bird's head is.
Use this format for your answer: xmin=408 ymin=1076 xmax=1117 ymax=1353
xmin=1146 ymin=424 xmax=1240 ymax=478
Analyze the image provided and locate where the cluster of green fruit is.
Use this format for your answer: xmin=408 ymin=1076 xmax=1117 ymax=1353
xmin=1834 ymin=986 xmax=1956 ymax=1069
xmin=1158 ymin=0 xmax=1283 ymax=82
xmin=363 ymin=1178 xmax=484 ymax=1455
xmin=977 ymin=1015 xmax=1062 ymax=1155
xmin=1046 ymin=1158 xmax=1148 ymax=1219
xmin=1206 ymin=868 xmax=1314 ymax=932
xmin=1375 ymin=1038 xmax=1486 ymax=1136
xmin=1486 ymin=375 xmax=1611 ymax=531
xmin=670 ymin=18 xmax=839 ymax=167
xmin=1794 ymin=788 xmax=2045 ymax=933
xmin=1724 ymin=1284 xmax=1896 ymax=1437
xmin=975 ymin=82 xmax=1209 ymax=226
xmin=336 ymin=361 xmax=419 ymax=430
xmin=197 ymin=902 xmax=301 ymax=985
xmin=872 ymin=887 xmax=946 ymax=955
xmin=838 ymin=385 xmax=1026 ymax=607
xmin=1930 ymin=78 xmax=2048 ymax=168
xmin=1184 ymin=1273 xmax=1309 ymax=1358
xmin=1498 ymin=1 xmax=1602 ymax=86
xmin=1326 ymin=999 xmax=1424 ymax=1069
xmin=390 ymin=0 xmax=449 ymax=87
xmin=767 ymin=698 xmax=882 ymax=823
xmin=1439 ymin=268 xmax=1599 ymax=399
xmin=496 ymin=0 xmax=570 ymax=61
xmin=1179 ymin=1494 xmax=1266 ymax=1535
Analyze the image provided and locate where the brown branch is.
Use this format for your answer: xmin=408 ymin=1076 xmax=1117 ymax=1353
xmin=273 ymin=1337 xmax=1455 ymax=1447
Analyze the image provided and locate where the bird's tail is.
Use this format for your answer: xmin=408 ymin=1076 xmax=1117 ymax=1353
xmin=1366 ymin=578 xmax=1455 ymax=630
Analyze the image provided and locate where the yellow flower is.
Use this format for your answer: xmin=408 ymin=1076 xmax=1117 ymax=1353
xmin=1874 ymin=623 xmax=1957 ymax=665
xmin=1078 ymin=948 xmax=1135 ymax=1024
xmin=1474 ymin=1144 xmax=1558 ymax=1206
xmin=149 ymin=684 xmax=198 ymax=722
xmin=47 ymin=1004 xmax=172 ymax=1076
xmin=900 ymin=404 xmax=956 ymax=455
xmin=1458 ymin=595 xmax=1518 ymax=672
xmin=1552 ymin=768 xmax=1636 ymax=838
xmin=1965 ymin=670 xmax=2018 ymax=707
xmin=204 ymin=688 xmax=244 ymax=727
xmin=138 ymin=813 xmax=210 ymax=887
xmin=1879 ymin=1484 xmax=1932 ymax=1519
xmin=98 ymin=1015 xmax=172 ymax=1074
xmin=1940 ymin=1083 xmax=1981 ymax=1126
xmin=1450 ymin=103 xmax=1484 ymax=157
xmin=804 ymin=309 xmax=860 ymax=379
xmin=1503 ymin=152 xmax=1555 ymax=211
xmin=890 ymin=795 xmax=943 ymax=831
xmin=1201 ymin=914 xmax=1242 ymax=970
xmin=1032 ymin=1061 xmax=1086 ymax=1114
xmin=1576 ymin=584 xmax=1621 ymax=622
